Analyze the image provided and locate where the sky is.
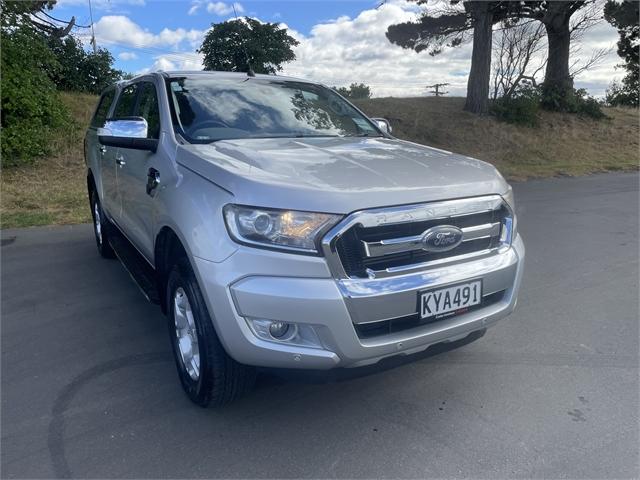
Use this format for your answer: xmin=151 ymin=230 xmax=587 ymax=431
xmin=51 ymin=0 xmax=623 ymax=97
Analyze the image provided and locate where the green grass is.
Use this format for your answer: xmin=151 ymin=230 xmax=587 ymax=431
xmin=1 ymin=93 xmax=638 ymax=229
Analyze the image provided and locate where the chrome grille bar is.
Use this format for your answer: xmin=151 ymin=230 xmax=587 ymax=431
xmin=320 ymin=194 xmax=510 ymax=280
xmin=362 ymin=222 xmax=501 ymax=257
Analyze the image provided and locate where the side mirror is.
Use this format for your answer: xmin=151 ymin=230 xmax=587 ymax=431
xmin=98 ymin=117 xmax=157 ymax=152
xmin=371 ymin=117 xmax=392 ymax=134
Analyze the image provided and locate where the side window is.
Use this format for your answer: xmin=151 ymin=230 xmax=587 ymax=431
xmin=135 ymin=82 xmax=161 ymax=139
xmin=112 ymin=84 xmax=138 ymax=119
xmin=91 ymin=90 xmax=115 ymax=128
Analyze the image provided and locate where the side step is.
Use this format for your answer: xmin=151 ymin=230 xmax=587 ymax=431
xmin=108 ymin=229 xmax=161 ymax=304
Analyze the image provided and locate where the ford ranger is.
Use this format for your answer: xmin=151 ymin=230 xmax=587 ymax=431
xmin=85 ymin=71 xmax=525 ymax=407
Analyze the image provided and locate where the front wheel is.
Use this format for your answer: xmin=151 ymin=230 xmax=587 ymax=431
xmin=167 ymin=258 xmax=256 ymax=407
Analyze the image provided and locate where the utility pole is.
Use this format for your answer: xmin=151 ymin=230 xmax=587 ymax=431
xmin=425 ymin=83 xmax=450 ymax=97
xmin=88 ymin=0 xmax=97 ymax=53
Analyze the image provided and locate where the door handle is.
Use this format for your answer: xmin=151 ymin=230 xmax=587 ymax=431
xmin=98 ymin=145 xmax=107 ymax=154
xmin=146 ymin=168 xmax=160 ymax=196
xmin=115 ymin=154 xmax=126 ymax=167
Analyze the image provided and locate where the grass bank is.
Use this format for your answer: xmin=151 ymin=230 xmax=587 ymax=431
xmin=354 ymin=97 xmax=639 ymax=180
xmin=1 ymin=92 xmax=97 ymax=228
xmin=1 ymin=94 xmax=638 ymax=229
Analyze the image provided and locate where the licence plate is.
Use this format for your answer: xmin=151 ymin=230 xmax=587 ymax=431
xmin=419 ymin=280 xmax=482 ymax=320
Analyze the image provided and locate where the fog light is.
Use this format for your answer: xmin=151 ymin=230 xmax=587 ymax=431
xmin=268 ymin=321 xmax=290 ymax=338
xmin=247 ymin=318 xmax=323 ymax=349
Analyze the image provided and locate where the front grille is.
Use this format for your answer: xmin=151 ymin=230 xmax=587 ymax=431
xmin=335 ymin=204 xmax=510 ymax=278
xmin=354 ymin=290 xmax=506 ymax=339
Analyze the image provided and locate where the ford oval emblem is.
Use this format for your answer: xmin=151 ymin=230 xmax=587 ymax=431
xmin=421 ymin=225 xmax=464 ymax=252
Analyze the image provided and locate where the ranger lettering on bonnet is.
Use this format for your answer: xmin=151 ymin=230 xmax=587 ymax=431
xmin=85 ymin=71 xmax=525 ymax=407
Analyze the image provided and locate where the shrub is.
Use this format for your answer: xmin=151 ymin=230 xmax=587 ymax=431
xmin=490 ymin=87 xmax=541 ymax=127
xmin=606 ymin=80 xmax=639 ymax=107
xmin=540 ymin=85 xmax=606 ymax=119
xmin=576 ymin=94 xmax=607 ymax=119
xmin=333 ymin=83 xmax=373 ymax=99
xmin=1 ymin=27 xmax=71 ymax=167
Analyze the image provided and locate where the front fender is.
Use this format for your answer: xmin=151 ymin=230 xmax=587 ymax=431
xmin=153 ymin=166 xmax=238 ymax=265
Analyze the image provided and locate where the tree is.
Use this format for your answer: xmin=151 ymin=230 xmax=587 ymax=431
xmin=47 ymin=35 xmax=123 ymax=94
xmin=493 ymin=1 xmax=600 ymax=109
xmin=492 ymin=5 xmax=606 ymax=101
xmin=0 ymin=0 xmax=76 ymax=37
xmin=387 ymin=1 xmax=498 ymax=114
xmin=463 ymin=2 xmax=496 ymax=114
xmin=492 ymin=21 xmax=546 ymax=100
xmin=333 ymin=83 xmax=372 ymax=99
xmin=386 ymin=1 xmax=598 ymax=113
xmin=535 ymin=1 xmax=585 ymax=107
xmin=1 ymin=26 xmax=69 ymax=165
xmin=604 ymin=0 xmax=639 ymax=106
xmin=0 ymin=0 xmax=80 ymax=165
xmin=198 ymin=18 xmax=298 ymax=74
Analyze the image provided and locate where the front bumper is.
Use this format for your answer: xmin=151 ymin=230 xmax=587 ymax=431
xmin=192 ymin=235 xmax=525 ymax=369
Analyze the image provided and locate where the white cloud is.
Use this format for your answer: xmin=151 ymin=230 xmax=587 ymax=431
xmin=207 ymin=2 xmax=243 ymax=15
xmin=91 ymin=15 xmax=206 ymax=50
xmin=118 ymin=51 xmax=138 ymax=60
xmin=280 ymin=1 xmax=474 ymax=97
xmin=116 ymin=0 xmax=620 ymax=98
xmin=279 ymin=0 xmax=620 ymax=98
xmin=56 ymin=0 xmax=145 ymax=11
xmin=136 ymin=52 xmax=204 ymax=75
xmin=188 ymin=1 xmax=244 ymax=16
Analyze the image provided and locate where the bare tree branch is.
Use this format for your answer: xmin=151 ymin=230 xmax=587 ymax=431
xmin=571 ymin=47 xmax=611 ymax=76
xmin=492 ymin=20 xmax=546 ymax=99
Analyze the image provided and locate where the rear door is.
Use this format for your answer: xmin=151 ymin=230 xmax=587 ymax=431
xmin=85 ymin=89 xmax=117 ymax=216
xmin=116 ymin=81 xmax=162 ymax=260
xmin=104 ymin=84 xmax=139 ymax=220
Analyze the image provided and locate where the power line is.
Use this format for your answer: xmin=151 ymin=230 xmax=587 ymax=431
xmin=42 ymin=10 xmax=91 ymax=28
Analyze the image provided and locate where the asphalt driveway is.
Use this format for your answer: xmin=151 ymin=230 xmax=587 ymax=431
xmin=2 ymin=172 xmax=638 ymax=479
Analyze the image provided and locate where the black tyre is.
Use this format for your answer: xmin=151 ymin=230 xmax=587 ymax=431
xmin=167 ymin=258 xmax=256 ymax=407
xmin=90 ymin=191 xmax=116 ymax=259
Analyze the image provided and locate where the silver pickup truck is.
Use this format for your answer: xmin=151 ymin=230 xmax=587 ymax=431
xmin=85 ymin=71 xmax=525 ymax=407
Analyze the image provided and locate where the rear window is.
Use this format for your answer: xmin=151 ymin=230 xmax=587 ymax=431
xmin=91 ymin=90 xmax=115 ymax=128
xmin=112 ymin=85 xmax=138 ymax=119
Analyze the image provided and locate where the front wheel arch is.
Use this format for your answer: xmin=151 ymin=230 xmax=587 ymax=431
xmin=87 ymin=170 xmax=96 ymax=201
xmin=154 ymin=226 xmax=188 ymax=314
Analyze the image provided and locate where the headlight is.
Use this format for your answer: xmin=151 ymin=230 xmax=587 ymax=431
xmin=501 ymin=186 xmax=517 ymax=244
xmin=223 ymin=204 xmax=342 ymax=254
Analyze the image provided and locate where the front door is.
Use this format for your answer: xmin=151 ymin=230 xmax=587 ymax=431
xmin=116 ymin=81 xmax=163 ymax=261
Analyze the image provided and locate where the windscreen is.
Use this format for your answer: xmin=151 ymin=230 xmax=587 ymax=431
xmin=166 ymin=76 xmax=381 ymax=143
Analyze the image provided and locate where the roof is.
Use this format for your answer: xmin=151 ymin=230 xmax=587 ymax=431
xmin=159 ymin=70 xmax=314 ymax=84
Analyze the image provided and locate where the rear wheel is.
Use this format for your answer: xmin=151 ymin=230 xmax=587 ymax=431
xmin=167 ymin=258 xmax=256 ymax=407
xmin=90 ymin=191 xmax=115 ymax=259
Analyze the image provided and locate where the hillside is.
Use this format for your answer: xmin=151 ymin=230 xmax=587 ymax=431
xmin=354 ymin=97 xmax=639 ymax=179
xmin=1 ymin=93 xmax=638 ymax=228
xmin=1 ymin=92 xmax=98 ymax=228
